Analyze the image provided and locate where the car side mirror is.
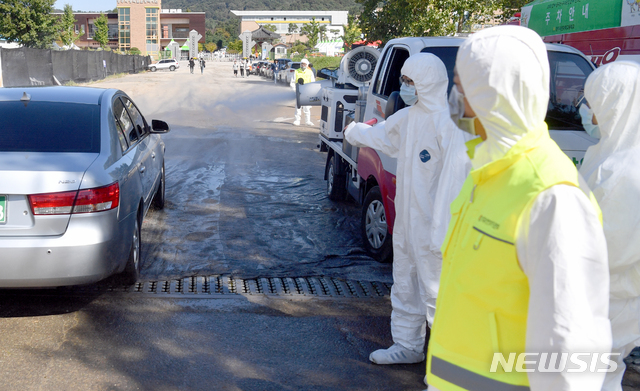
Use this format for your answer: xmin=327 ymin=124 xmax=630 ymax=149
xmin=150 ymin=119 xmax=170 ymax=133
xmin=385 ymin=91 xmax=406 ymax=119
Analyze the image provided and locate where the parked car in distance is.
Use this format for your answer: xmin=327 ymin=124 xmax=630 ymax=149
xmin=0 ymin=86 xmax=170 ymax=287
xmin=147 ymin=59 xmax=179 ymax=72
xmin=282 ymin=61 xmax=302 ymax=84
xmin=264 ymin=62 xmax=273 ymax=79
xmin=251 ymin=62 xmax=260 ymax=75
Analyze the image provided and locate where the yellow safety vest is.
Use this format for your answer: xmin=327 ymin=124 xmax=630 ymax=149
xmin=294 ymin=67 xmax=314 ymax=84
xmin=426 ymin=127 xmax=601 ymax=391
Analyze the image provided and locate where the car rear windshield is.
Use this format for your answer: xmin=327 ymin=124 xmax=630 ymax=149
xmin=0 ymin=101 xmax=100 ymax=152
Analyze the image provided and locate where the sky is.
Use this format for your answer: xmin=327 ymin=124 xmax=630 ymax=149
xmin=54 ymin=0 xmax=116 ymax=12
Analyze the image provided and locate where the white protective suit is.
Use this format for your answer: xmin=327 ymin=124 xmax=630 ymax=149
xmin=429 ymin=26 xmax=611 ymax=391
xmin=579 ymin=62 xmax=640 ymax=391
xmin=344 ymin=53 xmax=470 ymax=352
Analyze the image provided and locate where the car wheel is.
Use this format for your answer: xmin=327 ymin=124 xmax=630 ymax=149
xmin=327 ymin=155 xmax=346 ymax=201
xmin=150 ymin=66 xmax=157 ymax=72
xmin=361 ymin=186 xmax=393 ymax=263
xmin=169 ymin=65 xmax=175 ymax=71
xmin=152 ymin=162 xmax=165 ymax=209
xmin=121 ymin=213 xmax=142 ymax=285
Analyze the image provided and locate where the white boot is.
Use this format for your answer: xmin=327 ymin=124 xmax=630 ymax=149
xmin=369 ymin=343 xmax=425 ymax=365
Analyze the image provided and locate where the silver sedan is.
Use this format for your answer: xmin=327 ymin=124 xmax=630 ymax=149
xmin=0 ymin=86 xmax=169 ymax=287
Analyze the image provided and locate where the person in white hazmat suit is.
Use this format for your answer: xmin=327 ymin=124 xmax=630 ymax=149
xmin=578 ymin=61 xmax=640 ymax=391
xmin=344 ymin=53 xmax=470 ymax=365
xmin=425 ymin=26 xmax=611 ymax=391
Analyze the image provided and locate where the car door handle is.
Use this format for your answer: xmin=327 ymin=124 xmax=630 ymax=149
xmin=151 ymin=152 xmax=156 ymax=159
xmin=139 ymin=166 xmax=146 ymax=174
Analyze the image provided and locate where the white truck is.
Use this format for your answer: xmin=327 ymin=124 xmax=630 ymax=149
xmin=298 ymin=37 xmax=598 ymax=262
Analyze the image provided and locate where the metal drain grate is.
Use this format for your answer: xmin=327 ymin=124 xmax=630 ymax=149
xmin=65 ymin=276 xmax=392 ymax=299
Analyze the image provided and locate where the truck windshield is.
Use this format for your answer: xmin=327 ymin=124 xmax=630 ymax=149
xmin=421 ymin=46 xmax=593 ymax=131
xmin=420 ymin=46 xmax=458 ymax=94
xmin=546 ymin=51 xmax=594 ymax=130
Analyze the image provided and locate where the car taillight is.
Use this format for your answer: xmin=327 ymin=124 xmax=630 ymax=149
xmin=29 ymin=182 xmax=120 ymax=215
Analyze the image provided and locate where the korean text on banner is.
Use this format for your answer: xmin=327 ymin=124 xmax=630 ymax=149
xmin=521 ymin=0 xmax=622 ymax=36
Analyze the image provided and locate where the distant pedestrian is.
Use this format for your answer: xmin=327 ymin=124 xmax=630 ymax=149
xmin=309 ymin=63 xmax=317 ymax=79
xmin=240 ymin=60 xmax=245 ymax=77
xmin=233 ymin=60 xmax=238 ymax=77
xmin=273 ymin=61 xmax=279 ymax=84
xmin=199 ymin=58 xmax=206 ymax=74
xmin=189 ymin=58 xmax=195 ymax=74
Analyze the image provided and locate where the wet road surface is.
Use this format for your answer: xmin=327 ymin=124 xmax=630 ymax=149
xmin=95 ymin=61 xmax=392 ymax=283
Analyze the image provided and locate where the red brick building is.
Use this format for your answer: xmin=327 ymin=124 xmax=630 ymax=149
xmin=55 ymin=1 xmax=205 ymax=59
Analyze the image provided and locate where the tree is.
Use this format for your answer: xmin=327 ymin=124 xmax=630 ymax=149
xmin=0 ymin=0 xmax=60 ymax=49
xmin=342 ymin=14 xmax=362 ymax=50
xmin=300 ymin=17 xmax=322 ymax=49
xmin=227 ymin=39 xmax=242 ymax=53
xmin=58 ymin=4 xmax=79 ymax=48
xmin=498 ymin=0 xmax=530 ymax=22
xmin=205 ymin=42 xmax=217 ymax=52
xmin=288 ymin=23 xmax=299 ymax=35
xmin=93 ymin=13 xmax=109 ymax=49
xmin=356 ymin=0 xmax=501 ymax=43
xmin=262 ymin=24 xmax=277 ymax=32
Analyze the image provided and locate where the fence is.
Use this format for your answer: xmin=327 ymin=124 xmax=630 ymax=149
xmin=0 ymin=47 xmax=151 ymax=87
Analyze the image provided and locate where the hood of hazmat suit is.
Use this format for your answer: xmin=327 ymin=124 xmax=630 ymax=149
xmin=580 ymin=61 xmax=640 ymax=300
xmin=344 ymin=53 xmax=470 ymax=349
xmin=456 ymin=26 xmax=550 ymax=169
xmin=579 ymin=61 xmax=640 ymax=391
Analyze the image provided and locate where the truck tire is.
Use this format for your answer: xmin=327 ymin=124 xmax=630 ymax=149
xmin=361 ymin=186 xmax=393 ymax=263
xmin=327 ymin=155 xmax=346 ymax=201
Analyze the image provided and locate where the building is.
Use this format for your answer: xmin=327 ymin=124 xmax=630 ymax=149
xmin=54 ymin=0 xmax=204 ymax=58
xmin=230 ymin=10 xmax=348 ymax=44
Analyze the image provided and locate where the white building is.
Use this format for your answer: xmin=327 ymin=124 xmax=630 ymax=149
xmin=230 ymin=10 xmax=348 ymax=44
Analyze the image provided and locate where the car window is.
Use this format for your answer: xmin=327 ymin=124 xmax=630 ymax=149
xmin=292 ymin=63 xmax=301 ymax=69
xmin=374 ymin=47 xmax=410 ymax=99
xmin=0 ymin=101 xmax=100 ymax=153
xmin=111 ymin=110 xmax=129 ymax=152
xmin=113 ymin=97 xmax=137 ymax=144
xmin=547 ymin=51 xmax=594 ymax=130
xmin=420 ymin=46 xmax=459 ymax=95
xmin=122 ymin=97 xmax=148 ymax=139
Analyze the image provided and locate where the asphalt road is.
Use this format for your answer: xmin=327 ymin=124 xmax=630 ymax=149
xmin=1 ymin=60 xmax=639 ymax=391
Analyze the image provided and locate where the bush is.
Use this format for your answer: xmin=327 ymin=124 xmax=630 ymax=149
xmin=129 ymin=47 xmax=141 ymax=55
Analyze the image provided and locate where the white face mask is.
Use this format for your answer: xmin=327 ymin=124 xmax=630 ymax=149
xmin=579 ymin=103 xmax=601 ymax=139
xmin=399 ymin=83 xmax=418 ymax=106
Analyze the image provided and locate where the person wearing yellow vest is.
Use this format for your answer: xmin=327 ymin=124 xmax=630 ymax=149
xmin=426 ymin=26 xmax=612 ymax=391
xmin=291 ymin=58 xmax=315 ymax=126
xmin=579 ymin=62 xmax=640 ymax=391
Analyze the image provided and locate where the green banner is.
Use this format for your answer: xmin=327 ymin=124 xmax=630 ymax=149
xmin=522 ymin=0 xmax=622 ymax=36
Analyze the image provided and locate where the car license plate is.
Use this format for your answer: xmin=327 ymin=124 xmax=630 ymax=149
xmin=0 ymin=195 xmax=5 ymax=224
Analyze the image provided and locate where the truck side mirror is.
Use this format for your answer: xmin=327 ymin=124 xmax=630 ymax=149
xmin=385 ymin=91 xmax=406 ymax=119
